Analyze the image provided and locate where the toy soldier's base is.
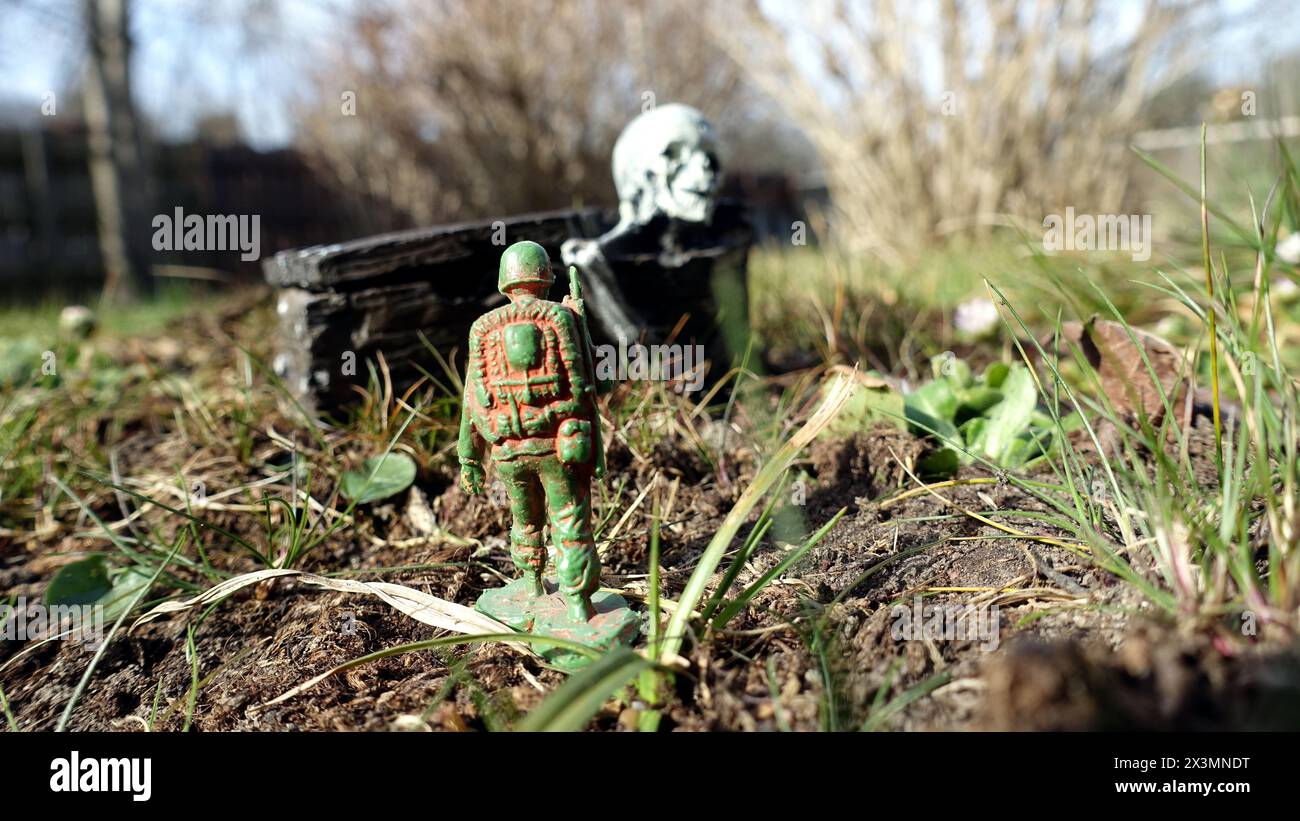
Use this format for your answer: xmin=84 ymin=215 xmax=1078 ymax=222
xmin=477 ymin=576 xmax=639 ymax=671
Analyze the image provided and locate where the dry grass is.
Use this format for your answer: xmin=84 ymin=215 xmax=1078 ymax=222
xmin=296 ymin=0 xmax=756 ymax=230
xmin=712 ymin=0 xmax=1215 ymax=262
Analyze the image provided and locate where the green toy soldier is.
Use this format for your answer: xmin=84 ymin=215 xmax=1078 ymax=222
xmin=458 ymin=242 xmax=635 ymax=661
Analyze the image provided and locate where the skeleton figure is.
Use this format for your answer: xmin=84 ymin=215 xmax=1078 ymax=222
xmin=612 ymin=103 xmax=723 ymax=227
xmin=562 ymin=104 xmax=725 ymax=343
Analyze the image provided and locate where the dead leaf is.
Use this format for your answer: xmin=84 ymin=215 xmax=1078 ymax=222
xmin=131 ymin=568 xmax=527 ymax=653
xmin=1051 ymin=317 xmax=1189 ymax=423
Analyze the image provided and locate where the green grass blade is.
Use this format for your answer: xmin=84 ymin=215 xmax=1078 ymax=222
xmin=0 ymin=682 xmax=18 ymax=732
xmin=862 ymin=670 xmax=952 ymax=731
xmin=712 ymin=506 xmax=848 ymax=629
xmin=517 ymin=647 xmax=655 ymax=732
xmin=657 ymin=376 xmax=853 ymax=663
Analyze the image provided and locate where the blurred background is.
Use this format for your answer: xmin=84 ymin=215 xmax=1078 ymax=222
xmin=0 ymin=0 xmax=1297 ymax=307
xmin=6 ymin=1 xmax=1300 ymax=736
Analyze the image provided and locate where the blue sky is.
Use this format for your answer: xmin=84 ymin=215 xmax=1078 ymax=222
xmin=1 ymin=0 xmax=344 ymax=147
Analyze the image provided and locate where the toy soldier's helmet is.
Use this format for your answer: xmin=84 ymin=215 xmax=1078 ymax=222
xmin=498 ymin=241 xmax=555 ymax=295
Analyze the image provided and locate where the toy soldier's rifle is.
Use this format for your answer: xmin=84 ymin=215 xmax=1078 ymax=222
xmin=567 ymin=265 xmax=606 ymax=478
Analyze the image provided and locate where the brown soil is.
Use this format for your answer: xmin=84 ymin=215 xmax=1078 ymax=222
xmin=3 ymin=298 xmax=1298 ymax=732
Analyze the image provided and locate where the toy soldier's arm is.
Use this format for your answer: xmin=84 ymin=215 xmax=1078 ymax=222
xmin=457 ymin=336 xmax=488 ymax=495
xmin=457 ymin=395 xmax=487 ymax=495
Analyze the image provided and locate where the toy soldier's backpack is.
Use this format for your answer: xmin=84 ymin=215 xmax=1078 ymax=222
xmin=462 ymin=242 xmax=595 ymax=457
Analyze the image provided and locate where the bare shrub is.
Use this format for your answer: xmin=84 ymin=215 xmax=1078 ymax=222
xmin=709 ymin=0 xmax=1216 ymax=264
xmin=297 ymin=0 xmax=752 ymax=230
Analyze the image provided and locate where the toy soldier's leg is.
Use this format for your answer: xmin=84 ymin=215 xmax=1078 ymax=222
xmin=495 ymin=458 xmax=547 ymax=597
xmin=540 ymin=456 xmax=599 ymax=621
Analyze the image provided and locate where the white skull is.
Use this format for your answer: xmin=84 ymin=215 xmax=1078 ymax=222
xmin=612 ymin=103 xmax=722 ymax=226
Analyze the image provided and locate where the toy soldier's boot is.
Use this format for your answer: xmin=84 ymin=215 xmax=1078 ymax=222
xmin=541 ymin=458 xmax=600 ymax=622
xmin=510 ymin=530 xmax=546 ymax=598
xmin=501 ymin=465 xmax=548 ymax=598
